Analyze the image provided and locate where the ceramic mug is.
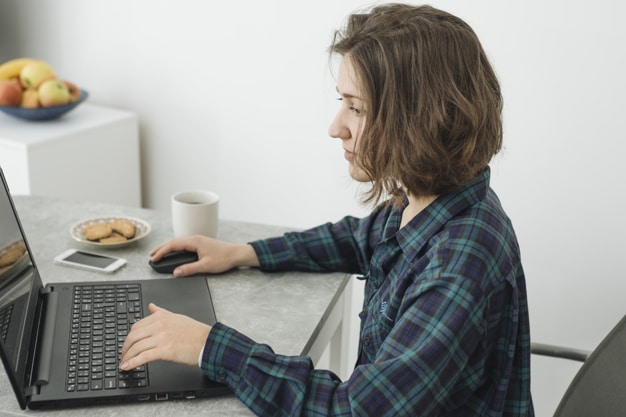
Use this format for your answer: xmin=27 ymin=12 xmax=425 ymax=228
xmin=171 ymin=190 xmax=219 ymax=238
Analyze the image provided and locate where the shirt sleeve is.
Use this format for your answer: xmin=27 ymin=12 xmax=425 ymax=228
xmin=249 ymin=211 xmax=386 ymax=275
xmin=201 ymin=322 xmax=349 ymax=416
xmin=200 ymin=275 xmax=490 ymax=417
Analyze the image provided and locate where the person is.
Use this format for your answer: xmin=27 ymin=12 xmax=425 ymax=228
xmin=120 ymin=4 xmax=534 ymax=416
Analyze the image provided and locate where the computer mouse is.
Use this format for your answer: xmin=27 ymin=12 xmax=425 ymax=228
xmin=148 ymin=250 xmax=199 ymax=274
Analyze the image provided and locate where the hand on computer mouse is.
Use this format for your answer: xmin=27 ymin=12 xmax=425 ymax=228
xmin=149 ymin=235 xmax=259 ymax=277
xmin=148 ymin=250 xmax=198 ymax=274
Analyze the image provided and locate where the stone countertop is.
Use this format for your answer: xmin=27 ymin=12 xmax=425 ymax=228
xmin=0 ymin=195 xmax=349 ymax=416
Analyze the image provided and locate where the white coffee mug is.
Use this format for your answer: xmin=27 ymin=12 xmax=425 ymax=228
xmin=171 ymin=190 xmax=219 ymax=238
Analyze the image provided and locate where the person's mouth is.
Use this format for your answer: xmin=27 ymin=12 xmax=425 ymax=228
xmin=344 ymin=149 xmax=355 ymax=161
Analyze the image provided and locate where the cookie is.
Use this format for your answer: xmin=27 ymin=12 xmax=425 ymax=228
xmin=0 ymin=242 xmax=26 ymax=267
xmin=99 ymin=232 xmax=128 ymax=244
xmin=112 ymin=219 xmax=136 ymax=239
xmin=83 ymin=223 xmax=113 ymax=241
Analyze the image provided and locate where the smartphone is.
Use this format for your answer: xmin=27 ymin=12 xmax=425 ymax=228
xmin=54 ymin=249 xmax=127 ymax=274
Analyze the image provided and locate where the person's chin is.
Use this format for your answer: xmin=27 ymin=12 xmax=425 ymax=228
xmin=348 ymin=165 xmax=369 ymax=182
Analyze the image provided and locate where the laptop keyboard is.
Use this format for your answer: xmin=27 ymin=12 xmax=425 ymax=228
xmin=66 ymin=284 xmax=148 ymax=392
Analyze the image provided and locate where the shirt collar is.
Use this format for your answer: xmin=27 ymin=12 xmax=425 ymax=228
xmin=392 ymin=167 xmax=492 ymax=258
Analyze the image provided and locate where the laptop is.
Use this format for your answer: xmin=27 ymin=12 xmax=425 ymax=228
xmin=0 ymin=168 xmax=230 ymax=409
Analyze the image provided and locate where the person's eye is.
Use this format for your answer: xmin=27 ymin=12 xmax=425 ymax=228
xmin=336 ymin=97 xmax=363 ymax=116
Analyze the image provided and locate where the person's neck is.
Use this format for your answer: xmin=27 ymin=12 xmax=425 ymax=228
xmin=400 ymin=193 xmax=438 ymax=229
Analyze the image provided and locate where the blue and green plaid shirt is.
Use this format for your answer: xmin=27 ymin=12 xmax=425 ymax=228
xmin=201 ymin=168 xmax=534 ymax=416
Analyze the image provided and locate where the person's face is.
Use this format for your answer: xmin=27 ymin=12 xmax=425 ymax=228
xmin=328 ymin=58 xmax=369 ymax=182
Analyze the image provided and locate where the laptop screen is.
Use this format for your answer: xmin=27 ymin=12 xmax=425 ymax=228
xmin=0 ymin=171 xmax=42 ymax=407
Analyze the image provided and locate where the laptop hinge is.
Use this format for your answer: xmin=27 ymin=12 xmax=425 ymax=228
xmin=31 ymin=288 xmax=59 ymax=387
xmin=39 ymin=286 xmax=53 ymax=295
xmin=25 ymin=385 xmax=39 ymax=397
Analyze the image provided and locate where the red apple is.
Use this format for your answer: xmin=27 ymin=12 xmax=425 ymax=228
xmin=20 ymin=61 xmax=56 ymax=89
xmin=12 ymin=77 xmax=24 ymax=93
xmin=0 ymin=78 xmax=23 ymax=106
xmin=38 ymin=79 xmax=69 ymax=107
xmin=61 ymin=80 xmax=81 ymax=102
xmin=21 ymin=88 xmax=40 ymax=108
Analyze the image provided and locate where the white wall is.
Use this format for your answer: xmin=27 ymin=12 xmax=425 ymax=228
xmin=3 ymin=1 xmax=626 ymax=415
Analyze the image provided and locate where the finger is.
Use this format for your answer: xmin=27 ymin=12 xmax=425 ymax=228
xmin=149 ymin=243 xmax=179 ymax=261
xmin=148 ymin=246 xmax=160 ymax=257
xmin=172 ymin=260 xmax=206 ymax=277
xmin=120 ymin=317 xmax=166 ymax=367
xmin=120 ymin=320 xmax=150 ymax=358
xmin=148 ymin=302 xmax=164 ymax=314
xmin=149 ymin=241 xmax=172 ymax=258
xmin=150 ymin=238 xmax=200 ymax=262
xmin=120 ymin=342 xmax=160 ymax=371
xmin=149 ymin=246 xmax=168 ymax=261
xmin=150 ymin=238 xmax=190 ymax=259
xmin=120 ymin=304 xmax=164 ymax=357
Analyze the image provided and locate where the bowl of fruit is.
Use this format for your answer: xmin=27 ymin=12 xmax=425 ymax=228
xmin=0 ymin=58 xmax=88 ymax=121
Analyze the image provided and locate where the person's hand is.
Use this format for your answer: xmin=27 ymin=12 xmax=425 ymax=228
xmin=149 ymin=235 xmax=259 ymax=277
xmin=120 ymin=303 xmax=211 ymax=370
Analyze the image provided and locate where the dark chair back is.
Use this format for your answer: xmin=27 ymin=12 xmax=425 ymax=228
xmin=551 ymin=314 xmax=626 ymax=416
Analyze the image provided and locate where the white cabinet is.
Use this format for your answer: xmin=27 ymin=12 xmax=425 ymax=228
xmin=0 ymin=103 xmax=141 ymax=207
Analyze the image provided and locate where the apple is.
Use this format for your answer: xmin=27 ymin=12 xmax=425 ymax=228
xmin=20 ymin=61 xmax=56 ymax=89
xmin=61 ymin=80 xmax=81 ymax=102
xmin=21 ymin=88 xmax=40 ymax=108
xmin=0 ymin=78 xmax=23 ymax=106
xmin=11 ymin=77 xmax=24 ymax=93
xmin=38 ymin=79 xmax=70 ymax=107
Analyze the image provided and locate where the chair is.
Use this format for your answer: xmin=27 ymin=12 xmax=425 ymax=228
xmin=531 ymin=313 xmax=626 ymax=416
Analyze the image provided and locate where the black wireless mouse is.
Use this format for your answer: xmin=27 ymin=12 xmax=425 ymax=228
xmin=148 ymin=250 xmax=199 ymax=274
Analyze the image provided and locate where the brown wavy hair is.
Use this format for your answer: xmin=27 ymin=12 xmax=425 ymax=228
xmin=330 ymin=4 xmax=503 ymax=206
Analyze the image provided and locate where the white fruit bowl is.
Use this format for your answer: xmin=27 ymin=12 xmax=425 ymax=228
xmin=0 ymin=89 xmax=88 ymax=121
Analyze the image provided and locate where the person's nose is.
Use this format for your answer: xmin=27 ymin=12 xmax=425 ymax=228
xmin=328 ymin=111 xmax=350 ymax=141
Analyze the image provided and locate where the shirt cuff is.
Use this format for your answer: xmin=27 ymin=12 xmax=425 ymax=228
xmin=248 ymin=239 xmax=276 ymax=271
xmin=199 ymin=322 xmax=255 ymax=386
xmin=249 ymin=236 xmax=299 ymax=272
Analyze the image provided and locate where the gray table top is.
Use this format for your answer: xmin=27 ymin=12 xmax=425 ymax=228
xmin=0 ymin=195 xmax=349 ymax=416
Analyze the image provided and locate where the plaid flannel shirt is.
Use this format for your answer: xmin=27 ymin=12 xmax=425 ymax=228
xmin=201 ymin=168 xmax=534 ymax=417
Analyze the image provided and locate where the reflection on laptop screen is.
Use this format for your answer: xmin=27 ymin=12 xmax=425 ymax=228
xmin=0 ymin=182 xmax=36 ymax=379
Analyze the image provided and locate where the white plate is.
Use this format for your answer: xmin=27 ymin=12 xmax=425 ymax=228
xmin=70 ymin=216 xmax=151 ymax=248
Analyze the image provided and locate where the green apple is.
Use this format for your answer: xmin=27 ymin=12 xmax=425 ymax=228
xmin=0 ymin=78 xmax=23 ymax=106
xmin=38 ymin=79 xmax=69 ymax=107
xmin=20 ymin=61 xmax=56 ymax=89
xmin=21 ymin=88 xmax=40 ymax=108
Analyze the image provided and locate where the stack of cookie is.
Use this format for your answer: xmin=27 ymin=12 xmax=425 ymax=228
xmin=83 ymin=220 xmax=136 ymax=244
xmin=0 ymin=241 xmax=26 ymax=275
